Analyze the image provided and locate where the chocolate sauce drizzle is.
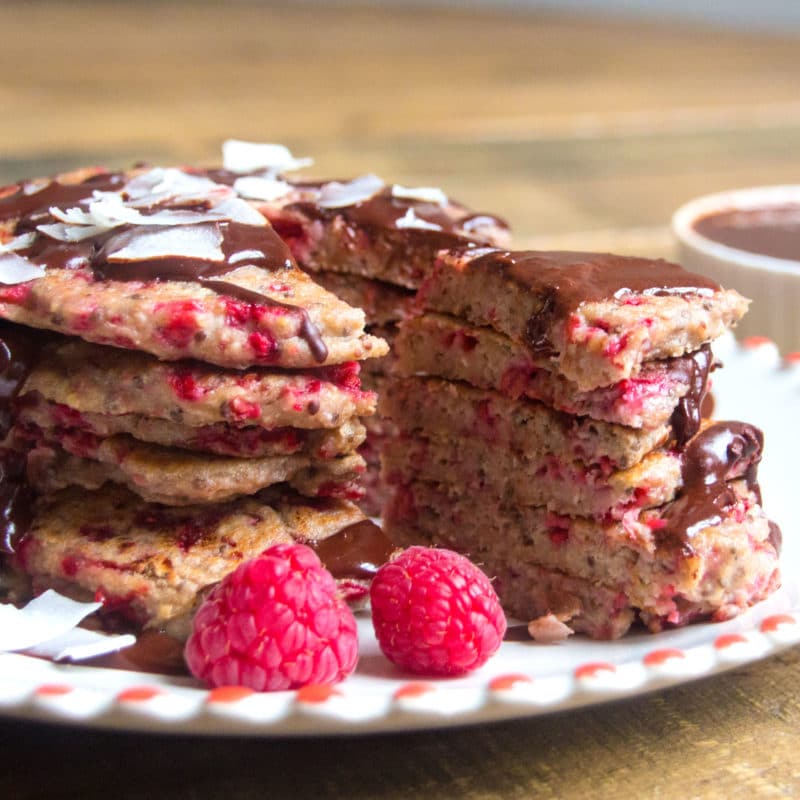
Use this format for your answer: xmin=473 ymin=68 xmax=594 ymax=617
xmin=658 ymin=421 xmax=765 ymax=552
xmin=470 ymin=250 xmax=721 ymax=355
xmin=668 ymin=345 xmax=713 ymax=446
xmin=198 ymin=278 xmax=328 ymax=363
xmin=2 ymin=174 xmax=329 ymax=363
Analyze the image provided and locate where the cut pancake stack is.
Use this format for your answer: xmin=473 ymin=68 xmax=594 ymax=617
xmin=227 ymin=164 xmax=510 ymax=514
xmin=0 ymin=163 xmax=393 ymax=636
xmin=383 ymin=248 xmax=782 ymax=638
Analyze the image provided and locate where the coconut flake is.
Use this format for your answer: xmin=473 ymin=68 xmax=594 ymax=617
xmin=49 ymin=205 xmax=98 ymax=227
xmin=106 ymin=223 xmax=224 ymax=262
xmin=23 ymin=179 xmax=51 ymax=196
xmin=233 ymin=176 xmax=293 ymax=202
xmin=39 ymin=165 xmax=267 ymax=247
xmin=392 ymin=184 xmax=448 ymax=206
xmin=0 ymin=591 xmax=135 ymax=662
xmin=210 ymin=197 xmax=267 ymax=226
xmin=42 ymin=196 xmax=267 ymax=245
xmin=0 ymin=233 xmax=36 ymax=254
xmin=394 ymin=207 xmax=443 ymax=231
xmin=318 ymin=174 xmax=384 ymax=209
xmin=0 ymin=253 xmax=45 ymax=284
xmin=26 ymin=627 xmax=136 ymax=662
xmin=527 ymin=613 xmax=575 ymax=643
xmin=461 ymin=215 xmax=500 ymax=234
xmin=222 ymin=140 xmax=313 ymax=176
xmin=88 ymin=195 xmax=206 ymax=227
xmin=123 ymin=167 xmax=229 ymax=208
xmin=37 ymin=222 xmax=116 ymax=243
xmin=0 ymin=590 xmax=103 ymax=652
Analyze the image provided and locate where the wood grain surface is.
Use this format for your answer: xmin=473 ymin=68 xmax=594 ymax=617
xmin=2 ymin=3 xmax=799 ymax=797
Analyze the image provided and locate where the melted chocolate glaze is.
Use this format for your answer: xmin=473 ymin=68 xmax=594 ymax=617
xmin=468 ymin=250 xmax=721 ymax=354
xmin=206 ymin=169 xmax=509 ymax=239
xmin=308 ymin=519 xmax=395 ymax=580
xmin=92 ymin=221 xmax=292 ymax=281
xmin=3 ymin=173 xmax=329 ymax=363
xmin=293 ymin=185 xmax=507 ymax=240
xmin=668 ymin=345 xmax=713 ymax=446
xmin=658 ymin=421 xmax=764 ymax=552
xmin=0 ymin=172 xmax=124 ymax=225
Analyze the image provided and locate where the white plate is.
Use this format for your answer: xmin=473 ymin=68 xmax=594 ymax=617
xmin=1 ymin=334 xmax=798 ymax=736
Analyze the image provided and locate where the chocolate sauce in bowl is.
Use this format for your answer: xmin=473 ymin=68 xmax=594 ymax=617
xmin=468 ymin=250 xmax=721 ymax=355
xmin=694 ymin=205 xmax=800 ymax=262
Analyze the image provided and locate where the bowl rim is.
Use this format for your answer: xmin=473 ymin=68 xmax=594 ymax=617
xmin=672 ymin=185 xmax=800 ymax=275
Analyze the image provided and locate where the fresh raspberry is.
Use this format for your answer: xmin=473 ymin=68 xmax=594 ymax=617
xmin=228 ymin=396 xmax=261 ymax=421
xmin=185 ymin=543 xmax=358 ymax=691
xmin=369 ymin=546 xmax=506 ymax=676
xmin=156 ymin=300 xmax=203 ymax=348
xmin=168 ymin=369 xmax=205 ymax=402
xmin=248 ymin=330 xmax=277 ymax=360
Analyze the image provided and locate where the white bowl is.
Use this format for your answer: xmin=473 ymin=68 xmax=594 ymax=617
xmin=672 ymin=186 xmax=800 ymax=354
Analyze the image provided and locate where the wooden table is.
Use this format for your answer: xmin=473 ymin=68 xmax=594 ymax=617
xmin=2 ymin=4 xmax=799 ymax=797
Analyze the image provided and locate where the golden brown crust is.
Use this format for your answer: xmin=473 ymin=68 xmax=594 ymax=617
xmin=26 ymin=437 xmax=366 ymax=505
xmin=23 ymin=338 xmax=376 ymax=430
xmin=16 ymin=485 xmax=365 ymax=630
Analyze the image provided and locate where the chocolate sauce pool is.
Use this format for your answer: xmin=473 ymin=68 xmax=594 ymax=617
xmin=694 ymin=205 xmax=800 ymax=262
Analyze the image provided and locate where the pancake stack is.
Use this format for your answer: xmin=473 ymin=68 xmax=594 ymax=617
xmin=217 ymin=149 xmax=510 ymax=514
xmin=0 ymin=164 xmax=393 ymax=636
xmin=383 ymin=248 xmax=782 ymax=638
